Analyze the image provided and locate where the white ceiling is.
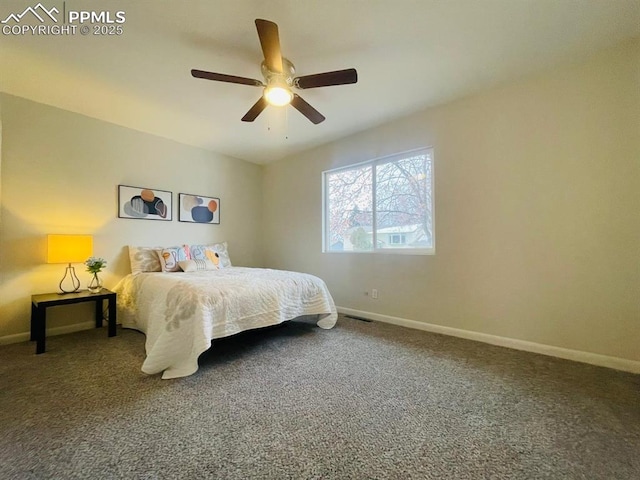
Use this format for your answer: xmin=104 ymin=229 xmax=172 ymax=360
xmin=1 ymin=0 xmax=639 ymax=164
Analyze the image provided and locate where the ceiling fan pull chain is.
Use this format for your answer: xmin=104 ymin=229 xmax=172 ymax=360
xmin=284 ymin=106 xmax=289 ymax=140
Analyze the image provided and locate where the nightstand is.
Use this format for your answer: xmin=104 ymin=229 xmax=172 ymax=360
xmin=30 ymin=289 xmax=117 ymax=354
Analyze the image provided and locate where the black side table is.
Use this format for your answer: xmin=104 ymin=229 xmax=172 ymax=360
xmin=30 ymin=289 xmax=117 ymax=354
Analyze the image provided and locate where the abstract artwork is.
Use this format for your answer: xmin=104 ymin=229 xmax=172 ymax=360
xmin=179 ymin=193 xmax=220 ymax=224
xmin=118 ymin=185 xmax=172 ymax=221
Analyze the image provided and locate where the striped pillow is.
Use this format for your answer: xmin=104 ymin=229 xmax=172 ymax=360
xmin=178 ymin=259 xmax=218 ymax=272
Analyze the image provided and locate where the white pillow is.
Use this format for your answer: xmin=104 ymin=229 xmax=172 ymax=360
xmin=128 ymin=246 xmax=162 ymax=274
xmin=178 ymin=259 xmax=219 ymax=272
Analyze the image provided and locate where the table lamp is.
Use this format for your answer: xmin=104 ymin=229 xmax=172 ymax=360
xmin=47 ymin=234 xmax=93 ymax=294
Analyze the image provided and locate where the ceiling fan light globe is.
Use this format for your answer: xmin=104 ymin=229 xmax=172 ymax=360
xmin=264 ymin=86 xmax=293 ymax=106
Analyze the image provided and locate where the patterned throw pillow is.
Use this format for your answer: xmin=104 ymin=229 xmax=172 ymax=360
xmin=190 ymin=242 xmax=231 ymax=268
xmin=128 ymin=246 xmax=162 ymax=274
xmin=178 ymin=259 xmax=218 ymax=272
xmin=156 ymin=246 xmax=191 ymax=272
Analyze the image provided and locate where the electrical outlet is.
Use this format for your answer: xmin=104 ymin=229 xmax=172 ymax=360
xmin=371 ymin=289 xmax=378 ymax=299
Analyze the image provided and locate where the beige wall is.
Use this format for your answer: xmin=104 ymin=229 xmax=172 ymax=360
xmin=263 ymin=39 xmax=640 ymax=362
xmin=1 ymin=39 xmax=638 ymax=363
xmin=0 ymin=94 xmax=263 ymax=338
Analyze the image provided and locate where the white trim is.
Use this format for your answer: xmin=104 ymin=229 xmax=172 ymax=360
xmin=337 ymin=307 xmax=640 ymax=374
xmin=321 ymin=172 xmax=327 ymax=252
xmin=0 ymin=321 xmax=95 ymax=346
xmin=325 ymin=247 xmax=434 ymax=255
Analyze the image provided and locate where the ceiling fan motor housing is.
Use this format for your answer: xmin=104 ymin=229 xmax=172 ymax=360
xmin=261 ymin=57 xmax=296 ymax=86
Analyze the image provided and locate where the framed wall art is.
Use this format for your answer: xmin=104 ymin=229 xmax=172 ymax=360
xmin=118 ymin=185 xmax=172 ymax=221
xmin=179 ymin=193 xmax=220 ymax=224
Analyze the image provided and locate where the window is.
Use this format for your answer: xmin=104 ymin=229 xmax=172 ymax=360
xmin=323 ymin=148 xmax=434 ymax=254
xmin=389 ymin=234 xmax=406 ymax=245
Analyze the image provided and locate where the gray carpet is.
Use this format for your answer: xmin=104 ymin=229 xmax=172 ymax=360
xmin=0 ymin=315 xmax=638 ymax=479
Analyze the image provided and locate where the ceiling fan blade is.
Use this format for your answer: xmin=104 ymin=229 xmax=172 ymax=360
xmin=290 ymin=94 xmax=325 ymax=124
xmin=241 ymin=97 xmax=269 ymax=122
xmin=191 ymin=69 xmax=263 ymax=87
xmin=294 ymin=68 xmax=358 ymax=89
xmin=255 ymin=19 xmax=283 ymax=73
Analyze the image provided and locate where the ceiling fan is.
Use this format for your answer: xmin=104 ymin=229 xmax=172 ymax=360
xmin=191 ymin=19 xmax=358 ymax=124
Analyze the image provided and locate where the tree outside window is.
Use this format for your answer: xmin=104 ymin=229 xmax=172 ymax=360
xmin=323 ymin=148 xmax=434 ymax=254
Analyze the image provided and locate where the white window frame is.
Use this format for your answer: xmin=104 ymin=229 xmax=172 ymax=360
xmin=322 ymin=147 xmax=435 ymax=255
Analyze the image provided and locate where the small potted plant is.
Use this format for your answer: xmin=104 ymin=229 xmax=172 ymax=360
xmin=85 ymin=256 xmax=107 ymax=293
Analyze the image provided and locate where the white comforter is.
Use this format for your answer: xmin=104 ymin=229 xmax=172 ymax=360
xmin=114 ymin=267 xmax=338 ymax=379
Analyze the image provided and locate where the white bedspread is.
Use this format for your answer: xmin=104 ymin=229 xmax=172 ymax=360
xmin=114 ymin=267 xmax=338 ymax=379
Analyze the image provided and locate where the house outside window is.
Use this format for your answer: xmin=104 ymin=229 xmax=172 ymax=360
xmin=323 ymin=148 xmax=434 ymax=255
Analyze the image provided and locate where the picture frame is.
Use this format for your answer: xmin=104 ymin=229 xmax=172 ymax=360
xmin=118 ymin=185 xmax=172 ymax=221
xmin=178 ymin=193 xmax=220 ymax=224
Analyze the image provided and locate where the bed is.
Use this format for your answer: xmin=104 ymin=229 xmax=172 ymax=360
xmin=114 ymin=266 xmax=338 ymax=379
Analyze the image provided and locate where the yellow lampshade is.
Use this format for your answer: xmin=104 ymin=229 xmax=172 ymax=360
xmin=47 ymin=234 xmax=93 ymax=264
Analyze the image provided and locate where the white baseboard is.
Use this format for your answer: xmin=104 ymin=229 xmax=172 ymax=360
xmin=4 ymin=309 xmax=637 ymax=375
xmin=0 ymin=321 xmax=96 ymax=346
xmin=337 ymin=307 xmax=640 ymax=374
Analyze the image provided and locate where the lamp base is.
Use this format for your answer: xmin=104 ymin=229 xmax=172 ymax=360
xmin=58 ymin=264 xmax=81 ymax=294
